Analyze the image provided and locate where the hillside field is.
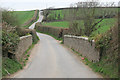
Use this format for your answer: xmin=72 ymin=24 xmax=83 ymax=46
xmin=12 ymin=10 xmax=35 ymax=27
xmin=42 ymin=18 xmax=117 ymax=36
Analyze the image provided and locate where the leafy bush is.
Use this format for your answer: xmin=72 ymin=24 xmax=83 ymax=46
xmin=2 ymin=10 xmax=20 ymax=57
xmin=2 ymin=9 xmax=39 ymax=77
xmin=2 ymin=31 xmax=20 ymax=57
xmin=2 ymin=22 xmax=20 ymax=57
xmin=93 ymin=24 xmax=119 ymax=78
xmin=95 ymin=33 xmax=112 ymax=56
xmin=2 ymin=9 xmax=20 ymax=26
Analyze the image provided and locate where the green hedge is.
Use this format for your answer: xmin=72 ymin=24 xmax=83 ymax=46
xmin=35 ymin=22 xmax=69 ymax=38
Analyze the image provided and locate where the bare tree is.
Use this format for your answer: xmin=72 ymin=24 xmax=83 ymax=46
xmin=68 ymin=0 xmax=116 ymax=36
xmin=75 ymin=0 xmax=103 ymax=36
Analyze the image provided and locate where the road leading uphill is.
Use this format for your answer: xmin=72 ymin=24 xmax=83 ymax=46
xmin=29 ymin=11 xmax=43 ymax=29
xmin=13 ymin=11 xmax=101 ymax=78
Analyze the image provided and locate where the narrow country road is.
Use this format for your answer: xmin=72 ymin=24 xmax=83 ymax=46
xmin=29 ymin=11 xmax=43 ymax=29
xmin=13 ymin=11 xmax=101 ymax=78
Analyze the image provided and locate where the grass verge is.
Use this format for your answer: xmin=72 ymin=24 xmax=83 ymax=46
xmin=2 ymin=42 xmax=38 ymax=77
xmin=71 ymin=49 xmax=118 ymax=78
xmin=2 ymin=58 xmax=22 ymax=77
xmin=20 ymin=43 xmax=36 ymax=66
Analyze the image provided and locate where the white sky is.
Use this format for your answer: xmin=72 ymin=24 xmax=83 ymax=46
xmin=0 ymin=0 xmax=119 ymax=11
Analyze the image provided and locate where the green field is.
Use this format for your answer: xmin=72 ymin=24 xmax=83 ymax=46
xmin=12 ymin=10 xmax=35 ymax=26
xmin=42 ymin=18 xmax=116 ymax=36
xmin=42 ymin=21 xmax=69 ymax=28
xmin=91 ymin=18 xmax=116 ymax=36
xmin=47 ymin=10 xmax=64 ymax=20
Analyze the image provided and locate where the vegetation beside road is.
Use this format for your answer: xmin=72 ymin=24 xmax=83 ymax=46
xmin=72 ymin=23 xmax=118 ymax=78
xmin=73 ymin=48 xmax=118 ymax=78
xmin=2 ymin=58 xmax=23 ymax=77
xmin=21 ymin=43 xmax=36 ymax=66
xmin=2 ymin=9 xmax=39 ymax=77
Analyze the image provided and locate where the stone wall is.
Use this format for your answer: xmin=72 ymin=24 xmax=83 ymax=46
xmin=64 ymin=35 xmax=100 ymax=62
xmin=14 ymin=35 xmax=32 ymax=62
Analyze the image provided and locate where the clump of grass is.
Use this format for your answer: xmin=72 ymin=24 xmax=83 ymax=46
xmin=2 ymin=58 xmax=22 ymax=77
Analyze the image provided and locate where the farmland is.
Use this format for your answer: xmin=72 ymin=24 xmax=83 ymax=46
xmin=12 ymin=10 xmax=35 ymax=26
xmin=42 ymin=18 xmax=116 ymax=36
xmin=42 ymin=21 xmax=69 ymax=28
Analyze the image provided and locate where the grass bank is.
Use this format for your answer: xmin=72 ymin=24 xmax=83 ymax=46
xmin=90 ymin=18 xmax=116 ymax=36
xmin=2 ymin=58 xmax=22 ymax=77
xmin=2 ymin=42 xmax=38 ymax=77
xmin=72 ymin=48 xmax=118 ymax=78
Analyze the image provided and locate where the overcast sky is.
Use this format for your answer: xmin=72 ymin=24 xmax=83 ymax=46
xmin=0 ymin=0 xmax=119 ymax=11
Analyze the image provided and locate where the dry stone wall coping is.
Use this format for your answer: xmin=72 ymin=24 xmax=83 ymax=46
xmin=64 ymin=35 xmax=95 ymax=42
xmin=20 ymin=35 xmax=32 ymax=40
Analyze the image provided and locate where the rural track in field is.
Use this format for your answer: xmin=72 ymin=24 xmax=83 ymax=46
xmin=13 ymin=11 xmax=101 ymax=78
